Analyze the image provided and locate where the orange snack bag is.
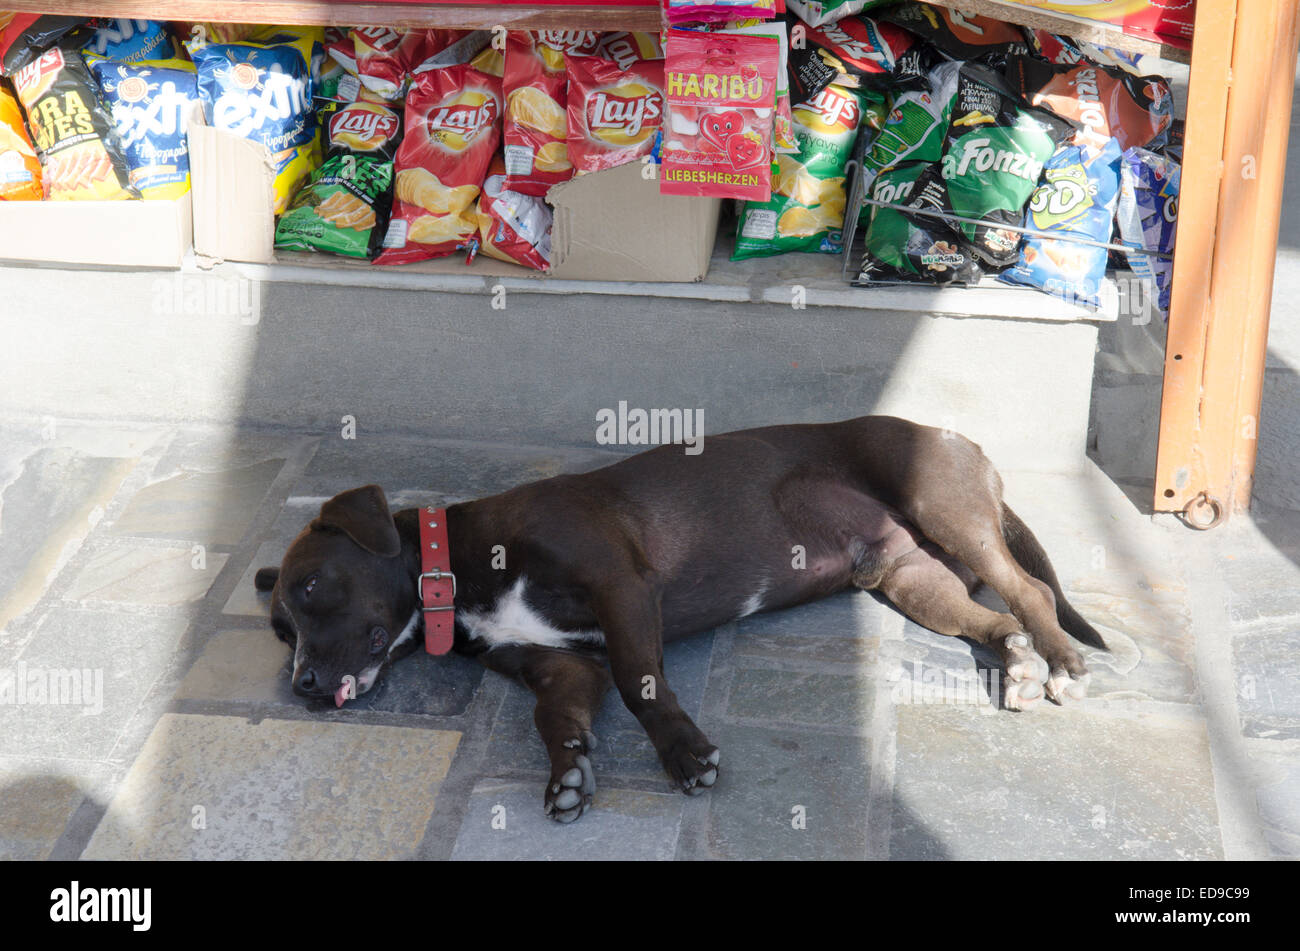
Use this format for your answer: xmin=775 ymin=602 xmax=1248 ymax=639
xmin=0 ymin=82 xmax=41 ymax=200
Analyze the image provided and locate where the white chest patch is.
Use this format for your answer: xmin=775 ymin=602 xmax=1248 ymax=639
xmin=460 ymin=577 xmax=604 ymax=650
xmin=739 ymin=580 xmax=768 ymax=618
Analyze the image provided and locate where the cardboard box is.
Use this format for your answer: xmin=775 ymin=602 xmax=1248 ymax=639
xmin=0 ymin=191 xmax=192 ymax=268
xmin=189 ymin=119 xmax=722 ymax=282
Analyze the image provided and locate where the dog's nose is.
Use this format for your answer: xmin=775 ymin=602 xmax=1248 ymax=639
xmin=294 ymin=668 xmax=318 ymax=694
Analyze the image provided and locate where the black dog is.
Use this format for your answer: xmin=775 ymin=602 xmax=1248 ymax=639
xmin=256 ymin=416 xmax=1105 ymax=822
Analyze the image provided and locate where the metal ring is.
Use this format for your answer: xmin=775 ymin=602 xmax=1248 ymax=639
xmin=1181 ymin=492 xmax=1226 ymax=531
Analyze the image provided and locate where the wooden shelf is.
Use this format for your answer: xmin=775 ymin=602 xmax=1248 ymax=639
xmin=0 ymin=1 xmax=662 ymax=31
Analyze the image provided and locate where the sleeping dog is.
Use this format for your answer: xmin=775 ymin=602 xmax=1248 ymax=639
xmin=255 ymin=415 xmax=1105 ymax=823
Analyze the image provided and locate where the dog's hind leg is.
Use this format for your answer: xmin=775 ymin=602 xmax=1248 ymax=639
xmin=863 ymin=543 xmax=1052 ymax=710
xmin=482 ymin=645 xmax=612 ymax=823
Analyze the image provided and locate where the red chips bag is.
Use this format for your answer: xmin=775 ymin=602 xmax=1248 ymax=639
xmin=376 ymin=64 xmax=502 ymax=265
xmin=502 ymin=33 xmax=573 ymax=196
xmin=660 ymin=29 xmax=780 ymax=202
xmin=567 ymin=54 xmax=664 ymax=175
xmin=351 ymin=27 xmax=426 ymax=100
xmin=476 ymin=155 xmax=552 ymax=271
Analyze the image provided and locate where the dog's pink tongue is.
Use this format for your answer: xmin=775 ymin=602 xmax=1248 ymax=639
xmin=334 ymin=683 xmax=349 ymax=708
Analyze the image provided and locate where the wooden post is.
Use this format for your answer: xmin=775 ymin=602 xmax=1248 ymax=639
xmin=1153 ymin=0 xmax=1300 ymax=525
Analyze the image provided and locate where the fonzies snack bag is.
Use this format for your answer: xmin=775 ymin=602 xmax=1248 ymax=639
xmin=936 ymin=62 xmax=1074 ymax=266
xmin=89 ymin=56 xmax=200 ymax=200
xmin=475 ymin=154 xmax=552 ymax=270
xmin=660 ymin=28 xmax=780 ymax=202
xmin=0 ymin=81 xmax=42 ymax=199
xmin=503 ymin=33 xmax=574 ymax=196
xmin=733 ymin=83 xmax=862 ymax=259
xmin=276 ymin=100 xmax=403 ymax=259
xmin=567 ymin=53 xmax=664 ymax=175
xmin=376 ymin=64 xmax=502 ymax=265
xmin=13 ymin=44 xmax=138 ymax=200
xmin=858 ymin=160 xmax=982 ymax=285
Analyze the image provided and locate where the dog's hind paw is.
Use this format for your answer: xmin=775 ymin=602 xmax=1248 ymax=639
xmin=543 ymin=752 xmax=596 ymax=824
xmin=1046 ymin=667 xmax=1090 ymax=704
xmin=1001 ymin=633 xmax=1050 ymax=712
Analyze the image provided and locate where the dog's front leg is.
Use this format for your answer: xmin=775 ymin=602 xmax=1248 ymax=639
xmin=592 ymin=584 xmax=720 ymax=796
xmin=482 ymin=646 xmax=611 ymax=823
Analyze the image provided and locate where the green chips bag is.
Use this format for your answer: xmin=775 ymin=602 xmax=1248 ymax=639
xmin=732 ymin=84 xmax=868 ymax=260
xmin=856 ymin=161 xmax=981 ymax=285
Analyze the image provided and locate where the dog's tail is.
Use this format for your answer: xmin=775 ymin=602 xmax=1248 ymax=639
xmin=1001 ymin=504 xmax=1107 ymax=650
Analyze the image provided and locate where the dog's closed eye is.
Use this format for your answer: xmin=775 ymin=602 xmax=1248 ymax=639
xmin=303 ymin=574 xmax=318 ymax=596
xmin=369 ymin=627 xmax=389 ymax=655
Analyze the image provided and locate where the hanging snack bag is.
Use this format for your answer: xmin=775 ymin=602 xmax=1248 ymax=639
xmin=935 ymin=62 xmax=1075 ymax=266
xmin=13 ymin=44 xmax=138 ymax=200
xmin=190 ymin=29 xmax=322 ymax=213
xmin=1003 ymin=55 xmax=1172 ymax=153
xmin=785 ymin=13 xmax=927 ymax=105
xmin=999 ymin=137 xmax=1122 ymax=308
xmin=475 ymin=154 xmax=552 ymax=271
xmin=0 ymin=81 xmax=41 ymax=199
xmin=786 ymin=0 xmax=895 ymax=28
xmin=81 ymin=19 xmax=174 ymax=63
xmin=660 ymin=28 xmax=781 ymax=203
xmin=857 ymin=160 xmax=982 ymax=285
xmin=1116 ymin=145 xmax=1179 ymax=318
xmin=502 ymin=33 xmax=575 ymax=196
xmin=566 ymin=52 xmax=664 ymax=176
xmin=275 ymin=100 xmax=403 ymax=258
xmin=1 ymin=14 xmax=88 ymax=75
xmin=89 ymin=55 xmax=200 ymax=200
xmin=376 ymin=64 xmax=502 ymax=265
xmin=733 ymin=83 xmax=862 ymax=259
xmin=879 ymin=3 xmax=1029 ymax=64
xmin=349 ymin=27 xmax=426 ymax=101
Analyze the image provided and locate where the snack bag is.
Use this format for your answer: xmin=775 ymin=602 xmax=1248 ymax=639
xmin=190 ymin=30 xmax=321 ymax=212
xmin=857 ymin=160 xmax=982 ymax=285
xmin=349 ymin=27 xmax=426 ymax=101
xmin=567 ymin=53 xmax=664 ymax=176
xmin=88 ymin=55 xmax=200 ymax=200
xmin=935 ymin=62 xmax=1075 ymax=266
xmin=1003 ymin=55 xmax=1172 ymax=152
xmin=376 ymin=64 xmax=502 ymax=265
xmin=785 ymin=13 xmax=927 ymax=105
xmin=999 ymin=137 xmax=1122 ymax=307
xmin=859 ymin=58 xmax=959 ymax=186
xmin=0 ymin=81 xmax=41 ymax=199
xmin=81 ymin=19 xmax=174 ymax=62
xmin=594 ymin=31 xmax=665 ymax=68
xmin=13 ymin=44 xmax=138 ymax=200
xmin=0 ymin=14 xmax=88 ymax=75
xmin=722 ymin=20 xmax=795 ymax=154
xmin=879 ymin=3 xmax=1029 ymax=64
xmin=786 ymin=0 xmax=895 ymax=28
xmin=1116 ymin=145 xmax=1179 ymax=318
xmin=660 ymin=29 xmax=780 ymax=202
xmin=733 ymin=83 xmax=861 ymax=259
xmin=503 ymin=33 xmax=574 ymax=196
xmin=474 ymin=155 xmax=552 ymax=270
xmin=276 ymin=99 xmax=403 ymax=258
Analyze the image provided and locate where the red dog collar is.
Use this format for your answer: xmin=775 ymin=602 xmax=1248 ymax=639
xmin=418 ymin=506 xmax=456 ymax=654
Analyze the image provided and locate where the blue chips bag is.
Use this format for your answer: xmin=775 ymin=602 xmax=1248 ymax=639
xmin=190 ymin=34 xmax=317 ymax=153
xmin=999 ymin=137 xmax=1121 ymax=308
xmin=81 ymin=20 xmax=175 ymax=63
xmin=89 ymin=55 xmax=199 ymax=200
xmin=1116 ymin=145 xmax=1179 ymax=319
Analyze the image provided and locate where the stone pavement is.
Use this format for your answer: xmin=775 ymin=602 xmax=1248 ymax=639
xmin=0 ymin=418 xmax=1295 ymax=860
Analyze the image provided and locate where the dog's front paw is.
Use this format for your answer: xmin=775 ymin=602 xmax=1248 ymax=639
xmin=661 ymin=737 xmax=720 ymax=797
xmin=1000 ymin=632 xmax=1049 ymax=711
xmin=543 ymin=734 xmax=598 ymax=824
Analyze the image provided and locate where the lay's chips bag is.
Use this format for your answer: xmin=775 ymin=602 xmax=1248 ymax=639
xmin=13 ymin=43 xmax=138 ymax=200
xmin=474 ymin=154 xmax=552 ymax=271
xmin=276 ymin=99 xmax=403 ymax=259
xmin=566 ymin=52 xmax=664 ymax=176
xmin=190 ymin=28 xmax=323 ymax=213
xmin=376 ymin=64 xmax=502 ymax=265
xmin=0 ymin=80 xmax=42 ymax=200
xmin=502 ymin=32 xmax=581 ymax=196
xmin=89 ymin=55 xmax=200 ymax=200
xmin=733 ymin=83 xmax=866 ymax=259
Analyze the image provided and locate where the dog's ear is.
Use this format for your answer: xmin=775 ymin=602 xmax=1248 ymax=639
xmin=254 ymin=567 xmax=280 ymax=591
xmin=313 ymin=485 xmax=401 ymax=557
